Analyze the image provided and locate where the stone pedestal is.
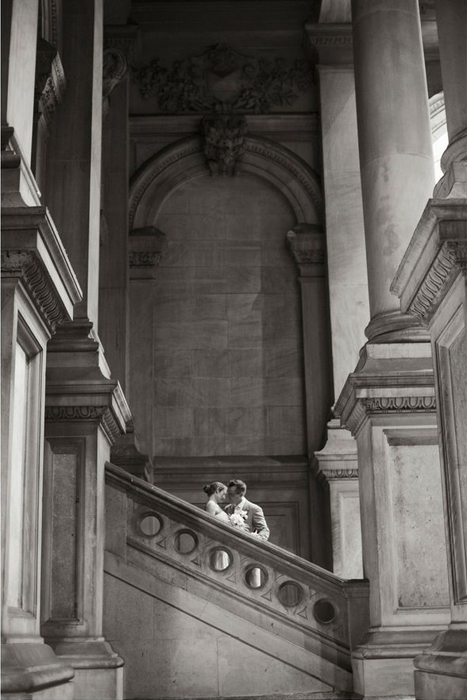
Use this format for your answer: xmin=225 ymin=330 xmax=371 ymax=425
xmin=393 ymin=198 xmax=467 ymax=699
xmin=335 ymin=342 xmax=451 ymax=698
xmin=1 ymin=206 xmax=81 ymax=697
xmin=315 ymin=421 xmax=363 ymax=579
xmin=42 ymin=321 xmax=131 ymax=700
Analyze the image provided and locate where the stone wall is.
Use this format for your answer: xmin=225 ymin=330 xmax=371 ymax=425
xmin=130 ymin=172 xmax=306 ymax=458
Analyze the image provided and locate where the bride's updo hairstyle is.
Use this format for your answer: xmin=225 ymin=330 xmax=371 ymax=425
xmin=203 ymin=481 xmax=227 ymax=496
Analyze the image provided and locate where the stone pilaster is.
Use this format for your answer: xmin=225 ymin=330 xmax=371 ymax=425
xmin=315 ymin=420 xmax=362 ymax=579
xmin=1 ymin=207 xmax=81 ymax=698
xmin=287 ymin=225 xmax=333 ymax=568
xmin=42 ymin=321 xmax=131 ymax=700
xmin=393 ymin=198 xmax=467 ymax=699
xmin=44 ymin=0 xmax=104 ymax=326
xmin=335 ymin=342 xmax=451 ymax=698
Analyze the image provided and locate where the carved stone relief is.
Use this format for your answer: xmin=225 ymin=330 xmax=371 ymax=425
xmin=133 ymin=43 xmax=313 ymax=114
xmin=200 ymin=115 xmax=247 ymax=175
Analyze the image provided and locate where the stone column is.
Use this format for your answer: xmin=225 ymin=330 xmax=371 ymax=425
xmin=1 ymin=207 xmax=81 ymax=697
xmin=433 ymin=0 xmax=467 ymax=198
xmin=393 ymin=200 xmax=467 ymax=699
xmin=42 ymin=321 xmax=132 ymax=700
xmin=44 ymin=0 xmax=103 ymax=326
xmin=286 ymin=225 xmax=333 ymax=567
xmin=352 ymin=0 xmax=435 ymax=341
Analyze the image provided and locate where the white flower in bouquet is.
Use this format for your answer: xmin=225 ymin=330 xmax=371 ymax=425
xmin=229 ymin=512 xmax=249 ymax=530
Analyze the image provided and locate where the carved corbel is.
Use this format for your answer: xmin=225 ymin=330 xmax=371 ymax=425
xmin=102 ymin=48 xmax=128 ymax=119
xmin=34 ymin=37 xmax=66 ymax=138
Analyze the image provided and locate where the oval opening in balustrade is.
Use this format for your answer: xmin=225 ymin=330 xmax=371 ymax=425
xmin=244 ymin=565 xmax=268 ymax=589
xmin=139 ymin=512 xmax=163 ymax=537
xmin=174 ymin=529 xmax=198 ymax=555
xmin=209 ymin=547 xmax=232 ymax=572
xmin=277 ymin=580 xmax=304 ymax=608
xmin=313 ymin=598 xmax=336 ymax=624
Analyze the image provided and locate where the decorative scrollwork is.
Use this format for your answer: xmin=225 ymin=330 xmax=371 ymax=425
xmin=321 ymin=469 xmax=359 ymax=480
xmin=133 ymin=43 xmax=313 ymax=114
xmin=45 ymin=406 xmax=122 ymax=444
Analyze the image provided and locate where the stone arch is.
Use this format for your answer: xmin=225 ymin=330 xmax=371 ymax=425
xmin=129 ymin=134 xmax=323 ymax=232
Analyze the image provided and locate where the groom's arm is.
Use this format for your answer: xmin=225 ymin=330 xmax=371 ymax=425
xmin=252 ymin=505 xmax=270 ymax=541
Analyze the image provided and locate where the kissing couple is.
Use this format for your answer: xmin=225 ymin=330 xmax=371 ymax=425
xmin=203 ymin=479 xmax=270 ymax=541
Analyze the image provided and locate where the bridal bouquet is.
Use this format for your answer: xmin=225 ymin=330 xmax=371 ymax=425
xmin=229 ymin=510 xmax=249 ymax=531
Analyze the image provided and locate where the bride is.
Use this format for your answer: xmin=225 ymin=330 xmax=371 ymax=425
xmin=203 ymin=482 xmax=230 ymax=523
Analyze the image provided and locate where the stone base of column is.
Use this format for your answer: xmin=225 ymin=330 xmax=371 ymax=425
xmin=413 ymin=629 xmax=467 ymax=699
xmin=1 ymin=642 xmax=74 ymax=699
xmin=48 ymin=639 xmax=123 ymax=700
xmin=352 ymin=629 xmax=445 ymax=699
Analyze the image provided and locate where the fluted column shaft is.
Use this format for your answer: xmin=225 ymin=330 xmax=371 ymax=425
xmin=352 ymin=0 xmax=435 ymax=340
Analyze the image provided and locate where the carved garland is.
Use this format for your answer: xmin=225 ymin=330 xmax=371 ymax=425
xmin=408 ymin=240 xmax=467 ymax=322
xmin=133 ymin=44 xmax=313 ymax=114
xmin=1 ymin=250 xmax=67 ymax=333
xmin=45 ymin=406 xmax=121 ymax=445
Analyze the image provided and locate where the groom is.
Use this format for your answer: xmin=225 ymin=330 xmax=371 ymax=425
xmin=225 ymin=479 xmax=270 ymax=541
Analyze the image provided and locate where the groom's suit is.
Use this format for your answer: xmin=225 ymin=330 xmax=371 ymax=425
xmin=225 ymin=498 xmax=270 ymax=540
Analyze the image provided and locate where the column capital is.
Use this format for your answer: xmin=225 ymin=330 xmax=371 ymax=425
xmin=129 ymin=226 xmax=168 ymax=279
xmin=304 ymin=22 xmax=353 ymax=65
xmin=392 ymin=198 xmax=467 ymax=325
xmin=286 ymin=224 xmax=326 ymax=277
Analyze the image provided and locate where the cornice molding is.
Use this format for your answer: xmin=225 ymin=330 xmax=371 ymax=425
xmin=392 ymin=198 xmax=467 ymax=324
xmin=45 ymin=406 xmax=121 ymax=445
xmin=304 ymin=23 xmax=353 ymax=65
xmin=320 ymin=468 xmax=359 ymax=480
xmin=1 ymin=250 xmax=67 ymax=333
xmin=408 ymin=240 xmax=467 ymax=322
xmin=339 ymin=393 xmax=437 ymax=436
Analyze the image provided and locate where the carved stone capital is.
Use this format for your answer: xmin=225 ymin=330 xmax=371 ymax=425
xmin=129 ymin=227 xmax=168 ymax=279
xmin=35 ymin=38 xmax=66 ymax=135
xmin=392 ymin=198 xmax=467 ymax=324
xmin=286 ymin=225 xmax=326 ymax=272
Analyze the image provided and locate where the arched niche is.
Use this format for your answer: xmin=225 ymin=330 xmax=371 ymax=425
xmin=129 ymin=135 xmax=323 ymax=232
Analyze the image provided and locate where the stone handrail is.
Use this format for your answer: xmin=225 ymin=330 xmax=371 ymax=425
xmin=105 ymin=462 xmax=369 ymax=682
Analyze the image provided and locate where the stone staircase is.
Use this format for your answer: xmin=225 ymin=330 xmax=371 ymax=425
xmin=104 ymin=463 xmax=369 ymax=700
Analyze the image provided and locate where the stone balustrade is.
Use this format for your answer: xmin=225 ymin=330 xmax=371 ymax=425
xmin=105 ymin=461 xmax=369 ymax=689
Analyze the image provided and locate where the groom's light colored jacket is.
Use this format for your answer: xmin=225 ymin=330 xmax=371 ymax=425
xmin=225 ymin=498 xmax=270 ymax=540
